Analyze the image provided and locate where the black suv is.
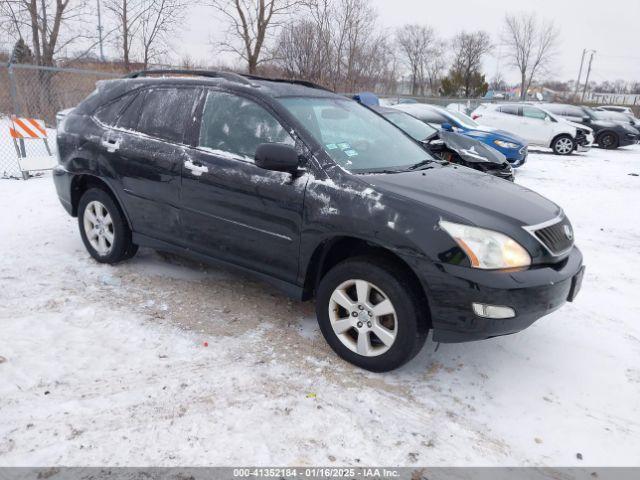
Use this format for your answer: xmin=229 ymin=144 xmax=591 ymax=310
xmin=53 ymin=70 xmax=585 ymax=371
xmin=540 ymin=103 xmax=639 ymax=149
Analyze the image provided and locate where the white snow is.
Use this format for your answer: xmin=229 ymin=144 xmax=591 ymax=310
xmin=0 ymin=146 xmax=639 ymax=466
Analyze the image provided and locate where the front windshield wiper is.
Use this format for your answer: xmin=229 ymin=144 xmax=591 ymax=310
xmin=406 ymin=159 xmax=436 ymax=171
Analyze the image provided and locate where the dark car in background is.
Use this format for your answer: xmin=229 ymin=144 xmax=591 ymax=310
xmin=394 ymin=103 xmax=529 ymax=167
xmin=370 ymin=106 xmax=514 ymax=181
xmin=540 ymin=103 xmax=639 ymax=149
xmin=53 ymin=70 xmax=584 ymax=372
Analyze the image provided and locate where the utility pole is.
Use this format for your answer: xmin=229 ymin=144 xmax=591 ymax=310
xmin=97 ymin=0 xmax=105 ymax=61
xmin=573 ymin=49 xmax=586 ymax=101
xmin=581 ymin=51 xmax=596 ymax=102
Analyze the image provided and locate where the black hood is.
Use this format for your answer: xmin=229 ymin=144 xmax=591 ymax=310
xmin=362 ymin=163 xmax=560 ymax=227
xmin=437 ymin=131 xmax=508 ymax=165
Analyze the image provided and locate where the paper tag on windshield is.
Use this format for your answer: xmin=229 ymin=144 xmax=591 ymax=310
xmin=344 ymin=149 xmax=358 ymax=157
xmin=337 ymin=143 xmax=350 ymax=150
xmin=325 ymin=143 xmax=338 ymax=150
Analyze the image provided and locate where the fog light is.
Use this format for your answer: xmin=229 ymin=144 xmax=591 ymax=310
xmin=472 ymin=303 xmax=516 ymax=319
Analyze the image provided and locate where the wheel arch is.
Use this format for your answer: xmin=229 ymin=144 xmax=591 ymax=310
xmin=302 ymin=236 xmax=431 ymax=326
xmin=70 ymin=173 xmax=132 ymax=230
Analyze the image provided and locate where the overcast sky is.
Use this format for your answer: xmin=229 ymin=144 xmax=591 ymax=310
xmin=175 ymin=0 xmax=640 ymax=84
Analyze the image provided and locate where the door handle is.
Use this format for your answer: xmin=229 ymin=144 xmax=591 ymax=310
xmin=184 ymin=159 xmax=209 ymax=176
xmin=101 ymin=138 xmax=120 ymax=153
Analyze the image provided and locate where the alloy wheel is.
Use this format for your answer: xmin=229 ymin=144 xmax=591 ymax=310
xmin=555 ymin=137 xmax=574 ymax=154
xmin=83 ymin=200 xmax=115 ymax=256
xmin=328 ymin=279 xmax=397 ymax=357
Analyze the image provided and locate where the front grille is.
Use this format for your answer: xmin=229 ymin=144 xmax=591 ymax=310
xmin=533 ymin=217 xmax=574 ymax=255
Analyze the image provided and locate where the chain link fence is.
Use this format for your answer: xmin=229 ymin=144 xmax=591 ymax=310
xmin=1 ymin=63 xmax=119 ymax=178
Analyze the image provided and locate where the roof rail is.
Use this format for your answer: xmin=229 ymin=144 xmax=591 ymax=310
xmin=125 ymin=68 xmax=331 ymax=92
xmin=242 ymin=73 xmax=331 ymax=92
xmin=125 ymin=69 xmax=254 ymax=86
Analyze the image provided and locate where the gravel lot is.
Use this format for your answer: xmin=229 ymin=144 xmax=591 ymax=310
xmin=1 ymin=146 xmax=639 ymax=466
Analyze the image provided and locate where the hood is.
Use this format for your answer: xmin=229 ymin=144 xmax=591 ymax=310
xmin=565 ymin=120 xmax=592 ymax=133
xmin=438 ymin=131 xmax=508 ymax=165
xmin=363 ymin=164 xmax=561 ymax=227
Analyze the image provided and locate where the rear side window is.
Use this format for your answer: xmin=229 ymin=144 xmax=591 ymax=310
xmin=198 ymin=91 xmax=294 ymax=160
xmin=136 ymin=88 xmax=201 ymax=143
xmin=94 ymin=93 xmax=135 ymax=125
xmin=498 ymin=105 xmax=520 ymax=116
xmin=117 ymin=91 xmax=145 ymax=130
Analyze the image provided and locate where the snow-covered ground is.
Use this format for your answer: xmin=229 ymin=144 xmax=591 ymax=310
xmin=1 ymin=146 xmax=639 ymax=467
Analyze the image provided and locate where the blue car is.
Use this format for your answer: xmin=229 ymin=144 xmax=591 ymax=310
xmin=394 ymin=103 xmax=528 ymax=167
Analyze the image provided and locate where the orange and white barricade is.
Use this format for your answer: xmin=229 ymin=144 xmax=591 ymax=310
xmin=9 ymin=116 xmax=56 ymax=179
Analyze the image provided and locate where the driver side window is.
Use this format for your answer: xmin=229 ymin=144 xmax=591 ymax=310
xmin=198 ymin=91 xmax=294 ymax=161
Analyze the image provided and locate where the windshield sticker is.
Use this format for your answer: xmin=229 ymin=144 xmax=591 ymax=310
xmin=325 ymin=143 xmax=338 ymax=150
xmin=337 ymin=142 xmax=350 ymax=150
xmin=344 ymin=149 xmax=358 ymax=157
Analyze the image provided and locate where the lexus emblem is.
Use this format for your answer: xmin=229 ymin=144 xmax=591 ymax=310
xmin=564 ymin=224 xmax=573 ymax=240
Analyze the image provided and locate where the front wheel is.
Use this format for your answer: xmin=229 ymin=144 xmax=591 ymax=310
xmin=598 ymin=132 xmax=619 ymax=150
xmin=552 ymin=135 xmax=575 ymax=155
xmin=315 ymin=256 xmax=428 ymax=372
xmin=78 ymin=188 xmax=136 ymax=264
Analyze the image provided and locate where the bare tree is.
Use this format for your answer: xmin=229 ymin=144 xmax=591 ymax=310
xmin=140 ymin=0 xmax=185 ymax=68
xmin=1 ymin=0 xmax=89 ymax=65
xmin=395 ymin=24 xmax=436 ymax=95
xmin=104 ymin=0 xmax=185 ymax=70
xmin=104 ymin=0 xmax=144 ymax=69
xmin=502 ymin=12 xmax=559 ymax=100
xmin=274 ymin=0 xmax=390 ymax=92
xmin=424 ymin=38 xmax=446 ymax=94
xmin=209 ymin=0 xmax=306 ymax=73
xmin=450 ymin=30 xmax=492 ymax=97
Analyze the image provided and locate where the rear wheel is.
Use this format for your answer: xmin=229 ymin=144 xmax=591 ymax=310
xmin=78 ymin=188 xmax=136 ymax=264
xmin=316 ymin=256 xmax=428 ymax=372
xmin=598 ymin=132 xmax=619 ymax=150
xmin=552 ymin=135 xmax=575 ymax=155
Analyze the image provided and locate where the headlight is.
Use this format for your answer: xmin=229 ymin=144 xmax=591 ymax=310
xmin=494 ymin=140 xmax=519 ymax=149
xmin=439 ymin=220 xmax=531 ymax=269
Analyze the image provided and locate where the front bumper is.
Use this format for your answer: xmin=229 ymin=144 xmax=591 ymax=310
xmin=414 ymin=247 xmax=584 ymax=343
xmin=619 ymin=133 xmax=639 ymax=147
xmin=576 ymin=133 xmax=594 ymax=152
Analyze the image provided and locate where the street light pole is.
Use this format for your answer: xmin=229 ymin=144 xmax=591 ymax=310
xmin=581 ymin=51 xmax=596 ymax=102
xmin=97 ymin=0 xmax=105 ymax=61
xmin=573 ymin=49 xmax=586 ymax=101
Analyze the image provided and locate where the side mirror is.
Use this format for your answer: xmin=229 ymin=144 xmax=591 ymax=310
xmin=582 ymin=116 xmax=591 ymax=123
xmin=544 ymin=116 xmax=551 ymax=123
xmin=441 ymin=123 xmax=454 ymax=131
xmin=255 ymin=143 xmax=299 ymax=173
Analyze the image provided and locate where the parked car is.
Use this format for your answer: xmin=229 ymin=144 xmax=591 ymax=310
xmin=393 ymin=103 xmax=528 ymax=167
xmin=471 ymin=104 xmax=594 ymax=155
xmin=595 ymin=109 xmax=640 ymax=132
xmin=537 ymin=103 xmax=639 ymax=149
xmin=53 ymin=69 xmax=585 ymax=372
xmin=597 ymin=105 xmax=635 ymax=115
xmin=369 ymin=106 xmax=514 ymax=181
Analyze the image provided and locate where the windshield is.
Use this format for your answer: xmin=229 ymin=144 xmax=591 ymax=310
xmin=279 ymin=97 xmax=433 ymax=173
xmin=382 ymin=111 xmax=437 ymax=141
xmin=446 ymin=110 xmax=480 ymax=129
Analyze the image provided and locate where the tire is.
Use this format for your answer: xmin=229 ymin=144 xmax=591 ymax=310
xmin=77 ymin=188 xmax=136 ymax=264
xmin=551 ymin=135 xmax=575 ymax=155
xmin=598 ymin=132 xmax=619 ymax=150
xmin=315 ymin=256 xmax=429 ymax=372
